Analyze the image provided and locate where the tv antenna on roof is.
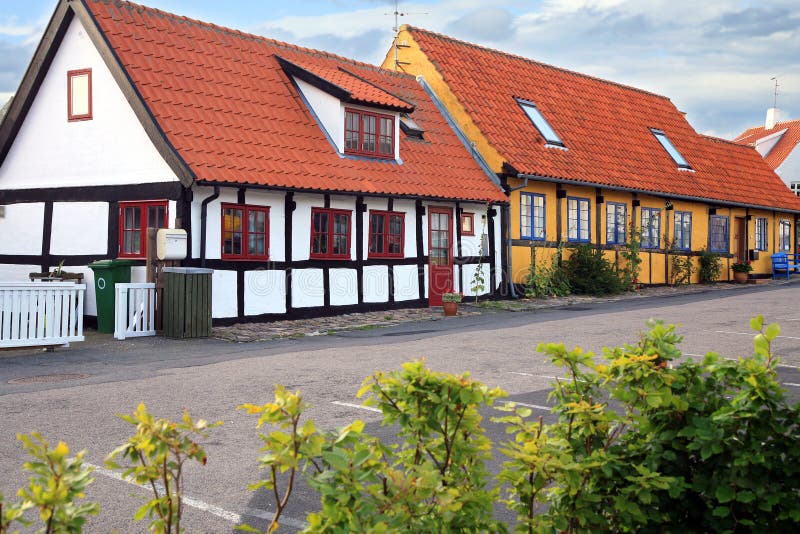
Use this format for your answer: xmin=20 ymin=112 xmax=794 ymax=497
xmin=770 ymin=76 xmax=780 ymax=109
xmin=385 ymin=0 xmax=428 ymax=71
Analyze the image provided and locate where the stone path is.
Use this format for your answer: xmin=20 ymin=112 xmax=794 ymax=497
xmin=212 ymin=280 xmax=784 ymax=343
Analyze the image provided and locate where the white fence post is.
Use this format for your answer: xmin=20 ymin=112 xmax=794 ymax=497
xmin=114 ymin=283 xmax=157 ymax=340
xmin=0 ymin=282 xmax=86 ymax=349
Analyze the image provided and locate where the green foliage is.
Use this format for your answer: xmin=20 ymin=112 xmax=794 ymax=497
xmin=0 ymin=433 xmax=98 ymax=534
xmin=667 ymin=239 xmax=694 ymax=286
xmin=496 ymin=317 xmax=800 ymax=532
xmin=698 ymin=248 xmax=722 ymax=283
xmin=619 ymin=221 xmax=642 ymax=290
xmin=524 ymin=245 xmax=570 ymax=299
xmin=470 ymin=258 xmax=486 ymax=303
xmin=304 ymin=360 xmax=508 ymax=532
xmin=441 ymin=292 xmax=463 ymax=303
xmin=106 ymin=404 xmax=219 ymax=534
xmin=238 ymin=386 xmax=328 ymax=534
xmin=564 ymin=244 xmax=623 ymax=296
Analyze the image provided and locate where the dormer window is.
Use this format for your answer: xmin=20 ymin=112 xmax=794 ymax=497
xmin=517 ymin=98 xmax=564 ymax=147
xmin=651 ymin=128 xmax=691 ymax=169
xmin=344 ymin=108 xmax=394 ymax=158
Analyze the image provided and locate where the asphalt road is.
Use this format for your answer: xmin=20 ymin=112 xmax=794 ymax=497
xmin=1 ymin=283 xmax=799 ymax=532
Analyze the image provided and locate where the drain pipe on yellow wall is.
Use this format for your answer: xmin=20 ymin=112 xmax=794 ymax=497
xmin=506 ymin=176 xmax=529 ymax=298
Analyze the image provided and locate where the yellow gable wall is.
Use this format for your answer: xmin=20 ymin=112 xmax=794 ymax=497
xmin=386 ymin=28 xmax=798 ymax=285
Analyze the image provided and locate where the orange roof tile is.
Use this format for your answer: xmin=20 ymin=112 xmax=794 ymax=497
xmin=83 ymin=1 xmax=505 ymax=203
xmin=734 ymin=119 xmax=800 ymax=171
xmin=406 ymin=26 xmax=800 ymax=212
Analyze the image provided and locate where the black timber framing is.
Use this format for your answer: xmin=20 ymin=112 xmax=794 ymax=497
xmin=0 ymin=182 xmax=184 ymax=204
xmin=39 ymin=201 xmax=53 ymax=273
xmin=284 ymin=192 xmax=295 ymax=313
xmin=415 ymin=200 xmax=426 ymax=300
xmin=356 ymin=196 xmax=365 ymax=304
xmin=455 ymin=202 xmax=463 ymax=292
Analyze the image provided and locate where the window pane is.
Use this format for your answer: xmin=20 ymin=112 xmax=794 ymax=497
xmin=70 ymin=73 xmax=90 ymax=116
xmin=345 ymin=111 xmax=360 ymax=151
xmin=148 ymin=206 xmax=166 ymax=229
xmin=249 ymin=211 xmax=265 ymax=234
xmin=390 ymin=215 xmax=402 ymax=235
xmin=363 ymin=115 xmax=376 ymax=152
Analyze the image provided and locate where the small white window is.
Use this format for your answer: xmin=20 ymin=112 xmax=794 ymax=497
xmin=68 ymin=69 xmax=92 ymax=121
xmin=651 ymin=128 xmax=690 ymax=168
xmin=517 ymin=98 xmax=564 ymax=147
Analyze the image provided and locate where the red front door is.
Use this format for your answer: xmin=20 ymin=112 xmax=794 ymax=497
xmin=428 ymin=207 xmax=453 ymax=306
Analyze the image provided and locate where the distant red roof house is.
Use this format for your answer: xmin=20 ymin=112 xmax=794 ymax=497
xmin=399 ymin=26 xmax=800 ymax=212
xmin=734 ymin=117 xmax=800 ymax=195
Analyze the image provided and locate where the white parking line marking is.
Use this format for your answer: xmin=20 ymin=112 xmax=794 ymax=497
xmin=503 ymin=401 xmax=552 ymax=411
xmin=508 ymin=372 xmax=584 ymax=382
xmin=331 ymin=401 xmax=382 ymax=413
xmin=714 ymin=330 xmax=800 ymax=340
xmin=688 ymin=354 xmax=799 ymax=370
xmin=85 ymin=463 xmax=307 ymax=529
xmin=783 ymin=382 xmax=800 ymax=388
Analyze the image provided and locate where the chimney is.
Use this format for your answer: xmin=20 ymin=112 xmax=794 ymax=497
xmin=765 ymin=107 xmax=779 ymax=130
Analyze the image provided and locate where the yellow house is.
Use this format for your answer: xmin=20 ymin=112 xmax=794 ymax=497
xmin=383 ymin=26 xmax=800 ymax=288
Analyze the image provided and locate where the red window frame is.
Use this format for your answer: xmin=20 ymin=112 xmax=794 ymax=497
xmin=67 ymin=69 xmax=92 ymax=122
xmin=344 ymin=108 xmax=394 ymax=159
xmin=221 ymin=204 xmax=270 ymax=261
xmin=368 ymin=210 xmax=405 ymax=258
xmin=460 ymin=213 xmax=475 ymax=236
xmin=118 ymin=200 xmax=168 ymax=259
xmin=310 ymin=208 xmax=352 ymax=259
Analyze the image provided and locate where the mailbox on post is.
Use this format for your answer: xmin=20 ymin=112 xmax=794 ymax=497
xmin=156 ymin=229 xmax=187 ymax=260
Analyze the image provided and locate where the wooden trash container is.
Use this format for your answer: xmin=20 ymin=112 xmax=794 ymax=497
xmin=162 ymin=267 xmax=213 ymax=338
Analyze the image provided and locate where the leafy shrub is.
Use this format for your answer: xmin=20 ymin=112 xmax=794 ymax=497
xmin=1 ymin=433 xmax=98 ymax=534
xmin=667 ymin=239 xmax=694 ymax=286
xmin=698 ymin=247 xmax=722 ymax=283
xmin=564 ymin=244 xmax=623 ymax=296
xmin=619 ymin=221 xmax=642 ymax=290
xmin=524 ymin=245 xmax=570 ymax=298
xmin=106 ymin=404 xmax=219 ymax=534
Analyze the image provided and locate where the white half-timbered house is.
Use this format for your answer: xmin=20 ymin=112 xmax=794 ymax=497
xmin=0 ymin=0 xmax=507 ymax=324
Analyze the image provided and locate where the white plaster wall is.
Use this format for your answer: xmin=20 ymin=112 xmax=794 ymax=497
xmin=293 ymin=194 xmax=356 ymax=261
xmin=189 ymin=187 xmax=206 ymax=260
xmin=329 ymin=268 xmax=358 ymax=306
xmin=50 ymin=202 xmax=107 ymax=255
xmin=0 ymin=203 xmax=44 ymax=255
xmin=211 ymin=270 xmax=238 ymax=318
xmin=462 ymin=263 xmax=490 ymax=296
xmin=130 ymin=266 xmax=147 ymax=283
xmin=394 ymin=264 xmax=419 ymax=301
xmin=292 ymin=268 xmax=324 ymax=308
xmin=459 ymin=203 xmax=487 ymax=258
xmin=423 ymin=264 xmax=429 ymax=298
xmin=493 ymin=209 xmax=502 ymax=289
xmin=245 ymin=270 xmax=286 ymax=315
xmin=246 ymin=189 xmax=286 ymax=262
xmin=363 ymin=265 xmax=388 ymax=302
xmin=295 ymin=77 xmax=344 ymax=152
xmin=776 ymin=146 xmax=800 ymax=187
xmin=202 ymin=189 xmax=238 ymax=261
xmin=0 ymin=264 xmax=41 ymax=282
xmin=0 ymin=18 xmax=179 ymax=190
xmin=395 ymin=199 xmax=417 ymax=257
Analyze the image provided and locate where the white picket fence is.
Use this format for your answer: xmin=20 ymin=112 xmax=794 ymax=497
xmin=114 ymin=283 xmax=157 ymax=340
xmin=0 ymin=282 xmax=85 ymax=348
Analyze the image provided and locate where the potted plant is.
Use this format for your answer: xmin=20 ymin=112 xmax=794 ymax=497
xmin=731 ymin=259 xmax=752 ymax=283
xmin=441 ymin=292 xmax=463 ymax=316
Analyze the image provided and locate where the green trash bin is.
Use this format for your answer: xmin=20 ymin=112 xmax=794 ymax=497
xmin=87 ymin=259 xmax=135 ymax=333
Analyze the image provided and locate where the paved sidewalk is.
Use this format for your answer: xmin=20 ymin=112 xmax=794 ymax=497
xmin=211 ymin=279 xmax=784 ymax=343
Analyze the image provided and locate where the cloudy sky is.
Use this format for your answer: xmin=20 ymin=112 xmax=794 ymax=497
xmin=1 ymin=0 xmax=798 ymax=139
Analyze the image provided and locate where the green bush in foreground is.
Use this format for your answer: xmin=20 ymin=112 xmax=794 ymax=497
xmin=3 ymin=317 xmax=798 ymax=533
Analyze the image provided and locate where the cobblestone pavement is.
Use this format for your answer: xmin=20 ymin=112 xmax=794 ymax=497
xmin=212 ymin=280 xmax=782 ymax=343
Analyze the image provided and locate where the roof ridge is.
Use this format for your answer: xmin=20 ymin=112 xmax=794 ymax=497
xmin=700 ymin=134 xmax=756 ymax=148
xmin=93 ymin=0 xmax=415 ymax=81
xmin=404 ymin=25 xmax=672 ymax=102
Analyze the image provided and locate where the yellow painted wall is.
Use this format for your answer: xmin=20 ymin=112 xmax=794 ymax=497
xmin=388 ymin=28 xmax=798 ymax=286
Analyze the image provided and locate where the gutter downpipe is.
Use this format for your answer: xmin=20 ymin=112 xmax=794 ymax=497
xmin=200 ymin=185 xmax=220 ymax=267
xmin=506 ymin=176 xmax=530 ymax=298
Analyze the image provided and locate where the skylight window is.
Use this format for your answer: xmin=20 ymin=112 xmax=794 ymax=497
xmin=517 ymin=99 xmax=564 ymax=147
xmin=651 ymin=129 xmax=691 ymax=169
xmin=399 ymin=113 xmax=424 ymax=139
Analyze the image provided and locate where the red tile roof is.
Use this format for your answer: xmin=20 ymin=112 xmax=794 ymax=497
xmin=82 ymin=1 xmax=506 ymax=203
xmin=734 ymin=119 xmax=800 ymax=171
xmin=406 ymin=27 xmax=800 ymax=212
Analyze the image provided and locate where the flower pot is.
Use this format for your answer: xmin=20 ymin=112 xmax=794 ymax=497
xmin=442 ymin=301 xmax=459 ymax=316
xmin=733 ymin=271 xmax=748 ymax=284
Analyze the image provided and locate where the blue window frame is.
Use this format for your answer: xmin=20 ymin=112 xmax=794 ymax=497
xmin=641 ymin=207 xmax=661 ymax=249
xmin=779 ymin=219 xmax=792 ymax=252
xmin=520 ymin=192 xmax=545 ymax=240
xmin=673 ymin=211 xmax=692 ymax=250
xmin=754 ymin=217 xmax=768 ymax=251
xmin=606 ymin=202 xmax=626 ymax=244
xmin=709 ymin=215 xmax=729 ymax=252
xmin=567 ymin=197 xmax=590 ymax=242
